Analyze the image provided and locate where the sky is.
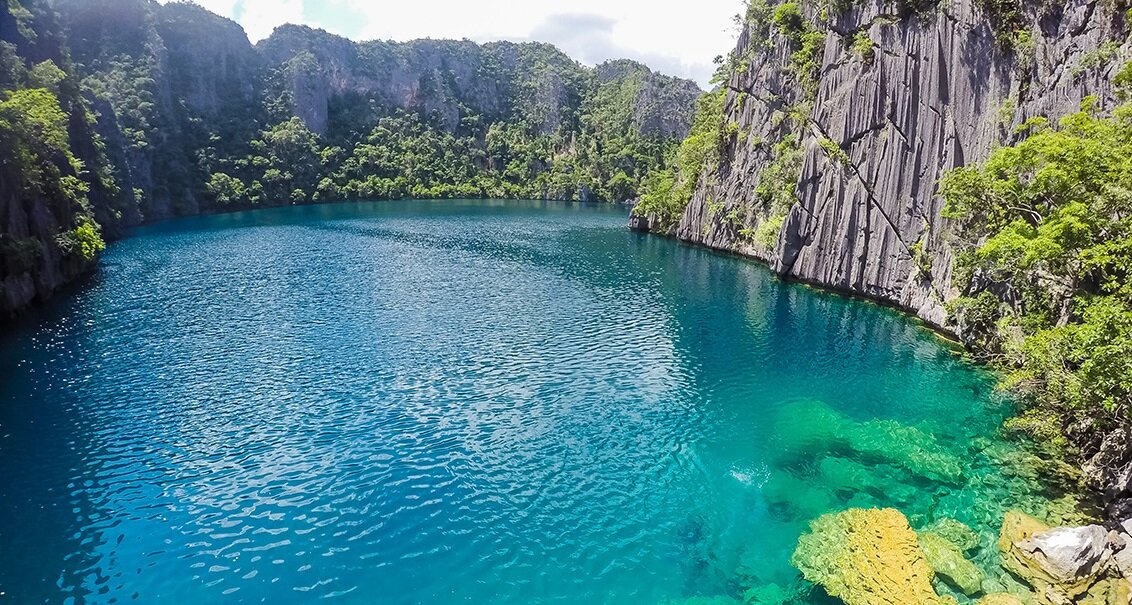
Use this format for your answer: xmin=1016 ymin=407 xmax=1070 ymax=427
xmin=169 ymin=0 xmax=746 ymax=88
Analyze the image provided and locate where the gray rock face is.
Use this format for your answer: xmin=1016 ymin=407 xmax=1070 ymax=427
xmin=668 ymin=0 xmax=1128 ymax=332
xmin=1111 ymin=528 xmax=1132 ymax=577
xmin=255 ymin=28 xmax=702 ymax=139
xmin=651 ymin=0 xmax=1131 ymax=511
xmin=1025 ymin=525 xmax=1112 ymax=582
xmin=595 ymin=59 xmax=703 ymax=139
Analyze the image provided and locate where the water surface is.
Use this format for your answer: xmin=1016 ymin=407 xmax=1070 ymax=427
xmin=0 ymin=200 xmax=1058 ymax=604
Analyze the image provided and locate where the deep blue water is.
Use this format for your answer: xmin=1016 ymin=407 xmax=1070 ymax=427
xmin=0 ymin=200 xmax=1046 ymax=604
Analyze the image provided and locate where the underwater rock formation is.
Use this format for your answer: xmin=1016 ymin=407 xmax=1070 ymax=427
xmin=927 ymin=518 xmax=982 ymax=554
xmin=977 ymin=594 xmax=1026 ymax=605
xmin=919 ymin=531 xmax=986 ymax=596
xmin=792 ymin=508 xmax=958 ymax=605
xmin=771 ymin=399 xmax=964 ymax=484
xmin=784 ymin=505 xmax=1132 ymax=605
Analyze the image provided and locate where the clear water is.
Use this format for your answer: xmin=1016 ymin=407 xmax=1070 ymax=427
xmin=0 ymin=200 xmax=1066 ymax=605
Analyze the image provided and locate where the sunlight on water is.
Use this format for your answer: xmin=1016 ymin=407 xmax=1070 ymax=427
xmin=0 ymin=200 xmax=1072 ymax=605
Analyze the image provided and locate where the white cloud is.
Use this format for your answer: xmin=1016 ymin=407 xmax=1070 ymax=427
xmin=232 ymin=0 xmax=304 ymax=43
xmin=162 ymin=0 xmax=745 ymax=87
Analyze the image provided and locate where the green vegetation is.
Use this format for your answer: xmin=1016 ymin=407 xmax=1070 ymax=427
xmin=940 ymin=98 xmax=1132 ymax=445
xmin=772 ymin=2 xmax=826 ymax=99
xmin=0 ymin=81 xmax=105 ymax=273
xmin=1117 ymin=61 xmax=1132 ymax=99
xmin=57 ymin=217 xmax=105 ymax=261
xmin=974 ymin=0 xmax=1027 ymax=50
xmin=850 ymin=31 xmax=876 ymax=64
xmin=909 ymin=240 xmax=932 ymax=277
xmin=754 ymin=213 xmax=786 ymax=248
xmin=632 ymin=89 xmax=728 ymax=231
xmin=753 ymin=134 xmax=804 ymax=238
xmin=1070 ymin=41 xmax=1122 ymax=78
xmin=818 ymin=135 xmax=849 ymax=166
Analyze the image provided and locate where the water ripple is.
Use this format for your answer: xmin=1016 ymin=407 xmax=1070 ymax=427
xmin=0 ymin=200 xmax=1028 ymax=605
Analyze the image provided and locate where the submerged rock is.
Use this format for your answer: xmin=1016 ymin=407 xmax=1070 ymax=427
xmin=976 ymin=594 xmax=1026 ymax=605
xmin=741 ymin=581 xmax=812 ymax=604
xmin=773 ymin=399 xmax=965 ymax=484
xmin=849 ymin=419 xmax=965 ymax=484
xmin=660 ymin=596 xmax=744 ymax=605
xmin=792 ymin=508 xmax=957 ymax=605
xmin=918 ymin=531 xmax=985 ymax=596
xmin=927 ymin=518 xmax=982 ymax=553
xmin=761 ymin=472 xmax=836 ymax=522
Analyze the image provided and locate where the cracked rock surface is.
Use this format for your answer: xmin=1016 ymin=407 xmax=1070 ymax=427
xmin=667 ymin=0 xmax=1128 ymax=332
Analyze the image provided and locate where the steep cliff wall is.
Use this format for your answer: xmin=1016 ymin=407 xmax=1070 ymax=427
xmin=255 ymin=26 xmax=701 ymax=142
xmin=54 ymin=0 xmax=263 ymax=220
xmin=2 ymin=0 xmax=701 ymax=317
xmin=0 ymin=0 xmax=125 ymax=314
xmin=642 ymin=0 xmax=1131 ymax=516
xmin=671 ymin=0 xmax=1127 ymax=328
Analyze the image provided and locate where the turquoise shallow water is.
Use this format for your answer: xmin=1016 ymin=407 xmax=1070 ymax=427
xmin=0 ymin=200 xmax=1066 ymax=604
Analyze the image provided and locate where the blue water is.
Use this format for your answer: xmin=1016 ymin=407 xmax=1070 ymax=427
xmin=0 ymin=200 xmax=1058 ymax=604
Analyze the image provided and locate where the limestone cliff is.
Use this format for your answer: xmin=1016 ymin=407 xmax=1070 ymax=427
xmin=1 ymin=0 xmax=699 ymax=317
xmin=255 ymin=25 xmax=701 ymax=140
xmin=53 ymin=0 xmax=263 ymax=220
xmin=0 ymin=0 xmax=129 ymax=313
xmin=636 ymin=0 xmax=1131 ymax=518
xmin=657 ymin=0 xmax=1127 ymax=329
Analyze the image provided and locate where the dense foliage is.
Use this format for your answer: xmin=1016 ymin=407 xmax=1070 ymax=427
xmin=0 ymin=0 xmax=127 ymax=308
xmin=57 ymin=4 xmax=697 ymax=215
xmin=940 ymin=97 xmax=1132 ymax=447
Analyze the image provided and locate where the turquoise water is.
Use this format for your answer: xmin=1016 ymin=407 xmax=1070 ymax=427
xmin=0 ymin=200 xmax=1064 ymax=604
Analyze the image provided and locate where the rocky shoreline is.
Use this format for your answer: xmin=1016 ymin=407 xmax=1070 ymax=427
xmin=794 ymin=507 xmax=1132 ymax=605
xmin=629 ymin=0 xmax=1132 ymax=522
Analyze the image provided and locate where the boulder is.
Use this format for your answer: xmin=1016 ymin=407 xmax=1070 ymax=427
xmin=792 ymin=508 xmax=957 ymax=605
xmin=919 ymin=531 xmax=985 ymax=596
xmin=1075 ymin=575 xmax=1132 ymax=605
xmin=1112 ymin=529 xmax=1132 ymax=578
xmin=1027 ymin=525 xmax=1111 ymax=582
xmin=998 ymin=511 xmax=1127 ymax=604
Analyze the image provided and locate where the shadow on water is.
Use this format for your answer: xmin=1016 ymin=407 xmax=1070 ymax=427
xmin=0 ymin=269 xmax=118 ymax=602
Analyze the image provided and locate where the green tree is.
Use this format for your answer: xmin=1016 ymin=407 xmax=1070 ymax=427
xmin=940 ymin=100 xmax=1132 ymax=441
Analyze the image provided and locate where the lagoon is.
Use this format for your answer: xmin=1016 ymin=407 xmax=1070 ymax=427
xmin=0 ymin=200 xmax=1059 ymax=604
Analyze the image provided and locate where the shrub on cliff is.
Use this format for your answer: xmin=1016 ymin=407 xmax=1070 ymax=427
xmin=940 ymin=98 xmax=1132 ymax=445
xmin=633 ymin=89 xmax=727 ymax=231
